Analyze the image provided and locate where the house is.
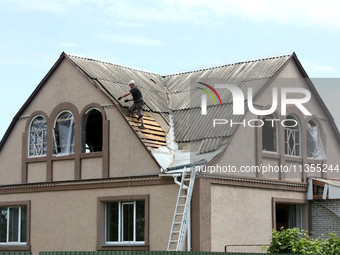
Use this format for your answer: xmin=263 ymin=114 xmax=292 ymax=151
xmin=0 ymin=52 xmax=340 ymax=254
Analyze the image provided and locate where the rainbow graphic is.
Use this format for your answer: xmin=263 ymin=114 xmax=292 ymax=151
xmin=196 ymin=82 xmax=222 ymax=106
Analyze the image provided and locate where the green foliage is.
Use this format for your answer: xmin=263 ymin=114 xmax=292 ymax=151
xmin=262 ymin=227 xmax=340 ymax=254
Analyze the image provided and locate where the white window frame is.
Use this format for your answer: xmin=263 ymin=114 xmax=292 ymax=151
xmin=284 ymin=116 xmax=300 ymax=157
xmin=0 ymin=206 xmax=27 ymax=245
xmin=105 ymin=201 xmax=145 ymax=245
xmin=28 ymin=115 xmax=47 ymax=157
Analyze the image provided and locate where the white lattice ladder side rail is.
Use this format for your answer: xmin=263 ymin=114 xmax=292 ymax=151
xmin=167 ymin=167 xmax=196 ymax=251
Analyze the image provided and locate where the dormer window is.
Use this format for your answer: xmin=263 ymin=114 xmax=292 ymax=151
xmin=28 ymin=116 xmax=47 ymax=157
xmin=53 ymin=111 xmax=75 ymax=155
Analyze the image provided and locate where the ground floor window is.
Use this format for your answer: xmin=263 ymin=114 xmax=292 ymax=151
xmin=0 ymin=206 xmax=27 ymax=245
xmin=106 ymin=201 xmax=145 ymax=244
xmin=276 ymin=204 xmax=302 ymax=231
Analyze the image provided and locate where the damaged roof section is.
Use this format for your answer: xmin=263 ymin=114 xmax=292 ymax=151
xmin=156 ymin=54 xmax=292 ymax=171
xmin=65 ymin=53 xmax=292 ymax=172
xmin=66 ymin=53 xmax=171 ymax=155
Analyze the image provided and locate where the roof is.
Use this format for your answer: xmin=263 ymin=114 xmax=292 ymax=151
xmin=66 ymin=53 xmax=292 ymax=171
xmin=1 ymin=52 xmax=340 ymax=173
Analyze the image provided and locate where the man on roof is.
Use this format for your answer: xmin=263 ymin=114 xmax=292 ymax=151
xmin=118 ymin=80 xmax=145 ymax=129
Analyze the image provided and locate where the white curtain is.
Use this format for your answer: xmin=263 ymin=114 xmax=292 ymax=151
xmin=307 ymin=123 xmax=326 ymax=159
xmin=55 ymin=112 xmax=75 ymax=155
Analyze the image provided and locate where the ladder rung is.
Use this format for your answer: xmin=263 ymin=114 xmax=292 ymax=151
xmin=170 ymin=240 xmax=178 ymax=243
xmin=177 ymin=204 xmax=185 ymax=207
xmin=179 ymin=196 xmax=186 ymax=198
xmin=171 ymin=231 xmax=180 ymax=234
xmin=176 ymin=213 xmax=184 ymax=216
xmin=174 ymin=222 xmax=181 ymax=225
xmin=183 ymin=178 xmax=191 ymax=181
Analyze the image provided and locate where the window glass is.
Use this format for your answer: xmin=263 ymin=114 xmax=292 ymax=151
xmin=8 ymin=207 xmax=19 ymax=242
xmin=29 ymin=116 xmax=47 ymax=156
xmin=262 ymin=114 xmax=278 ymax=152
xmin=106 ymin=201 xmax=145 ymax=244
xmin=20 ymin=206 xmax=27 ymax=243
xmin=122 ymin=203 xmax=134 ymax=242
xmin=276 ymin=204 xmax=302 ymax=230
xmin=0 ymin=207 xmax=7 ymax=243
xmin=284 ymin=115 xmax=300 ymax=156
xmin=106 ymin=202 xmax=119 ymax=242
xmin=0 ymin=206 xmax=27 ymax=244
xmin=53 ymin=112 xmax=75 ymax=155
xmin=136 ymin=201 xmax=145 ymax=242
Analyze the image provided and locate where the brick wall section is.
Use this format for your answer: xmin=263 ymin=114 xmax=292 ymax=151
xmin=311 ymin=200 xmax=340 ymax=238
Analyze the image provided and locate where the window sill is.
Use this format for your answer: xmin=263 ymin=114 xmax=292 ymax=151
xmin=262 ymin=151 xmax=279 ymax=159
xmin=52 ymin=153 xmax=75 ymax=160
xmin=81 ymin=151 xmax=103 ymax=159
xmin=0 ymin=245 xmax=30 ymax=251
xmin=96 ymin=244 xmax=149 ymax=251
xmin=285 ymin=155 xmax=302 ymax=162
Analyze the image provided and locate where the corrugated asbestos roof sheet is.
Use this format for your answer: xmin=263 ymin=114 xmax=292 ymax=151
xmin=67 ymin=54 xmax=168 ymax=113
xmin=169 ymin=78 xmax=270 ymax=110
xmin=99 ymin=80 xmax=169 ymax=113
xmin=163 ymin=55 xmax=290 ymax=93
xmin=172 ymin=104 xmax=244 ymax=142
xmin=65 ymin=53 xmax=291 ymax=170
xmin=197 ymin=137 xmax=222 ymax=154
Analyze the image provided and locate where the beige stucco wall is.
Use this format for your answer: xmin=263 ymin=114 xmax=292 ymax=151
xmin=213 ymin=58 xmax=340 ymax=181
xmin=0 ymin=119 xmax=25 ymax=185
xmin=105 ymin=106 xmax=161 ymax=177
xmin=0 ymin=182 xmax=178 ymax=255
xmin=0 ymin=57 xmax=161 ymax=185
xmin=22 ymin=59 xmax=112 ymax=116
xmin=27 ymin=162 xmax=47 ymax=183
xmin=210 ymin=184 xmax=307 ymax=252
xmin=81 ymin=158 xmax=102 ymax=179
xmin=53 ymin=160 xmax=74 ymax=181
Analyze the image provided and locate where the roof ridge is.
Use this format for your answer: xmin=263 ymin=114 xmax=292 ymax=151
xmin=65 ymin=52 xmax=163 ymax=76
xmin=65 ymin=51 xmax=293 ymax=77
xmin=163 ymin=52 xmax=294 ymax=76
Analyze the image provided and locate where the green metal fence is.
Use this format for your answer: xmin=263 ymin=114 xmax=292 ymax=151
xmin=39 ymin=251 xmax=324 ymax=255
xmin=0 ymin=252 xmax=31 ymax=255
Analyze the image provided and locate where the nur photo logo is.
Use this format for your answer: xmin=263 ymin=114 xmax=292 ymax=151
xmin=196 ymin=82 xmax=312 ymax=128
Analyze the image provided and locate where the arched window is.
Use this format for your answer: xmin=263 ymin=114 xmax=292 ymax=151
xmin=29 ymin=116 xmax=47 ymax=157
xmin=81 ymin=108 xmax=102 ymax=153
xmin=53 ymin=111 xmax=75 ymax=155
xmin=284 ymin=115 xmax=300 ymax=156
xmin=262 ymin=114 xmax=278 ymax=152
xmin=307 ymin=120 xmax=326 ymax=159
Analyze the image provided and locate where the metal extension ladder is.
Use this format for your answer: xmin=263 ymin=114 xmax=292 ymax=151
xmin=167 ymin=168 xmax=196 ymax=251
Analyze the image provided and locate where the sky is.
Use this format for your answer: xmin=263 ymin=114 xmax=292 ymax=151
xmin=1 ymin=0 xmax=340 ymax=140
